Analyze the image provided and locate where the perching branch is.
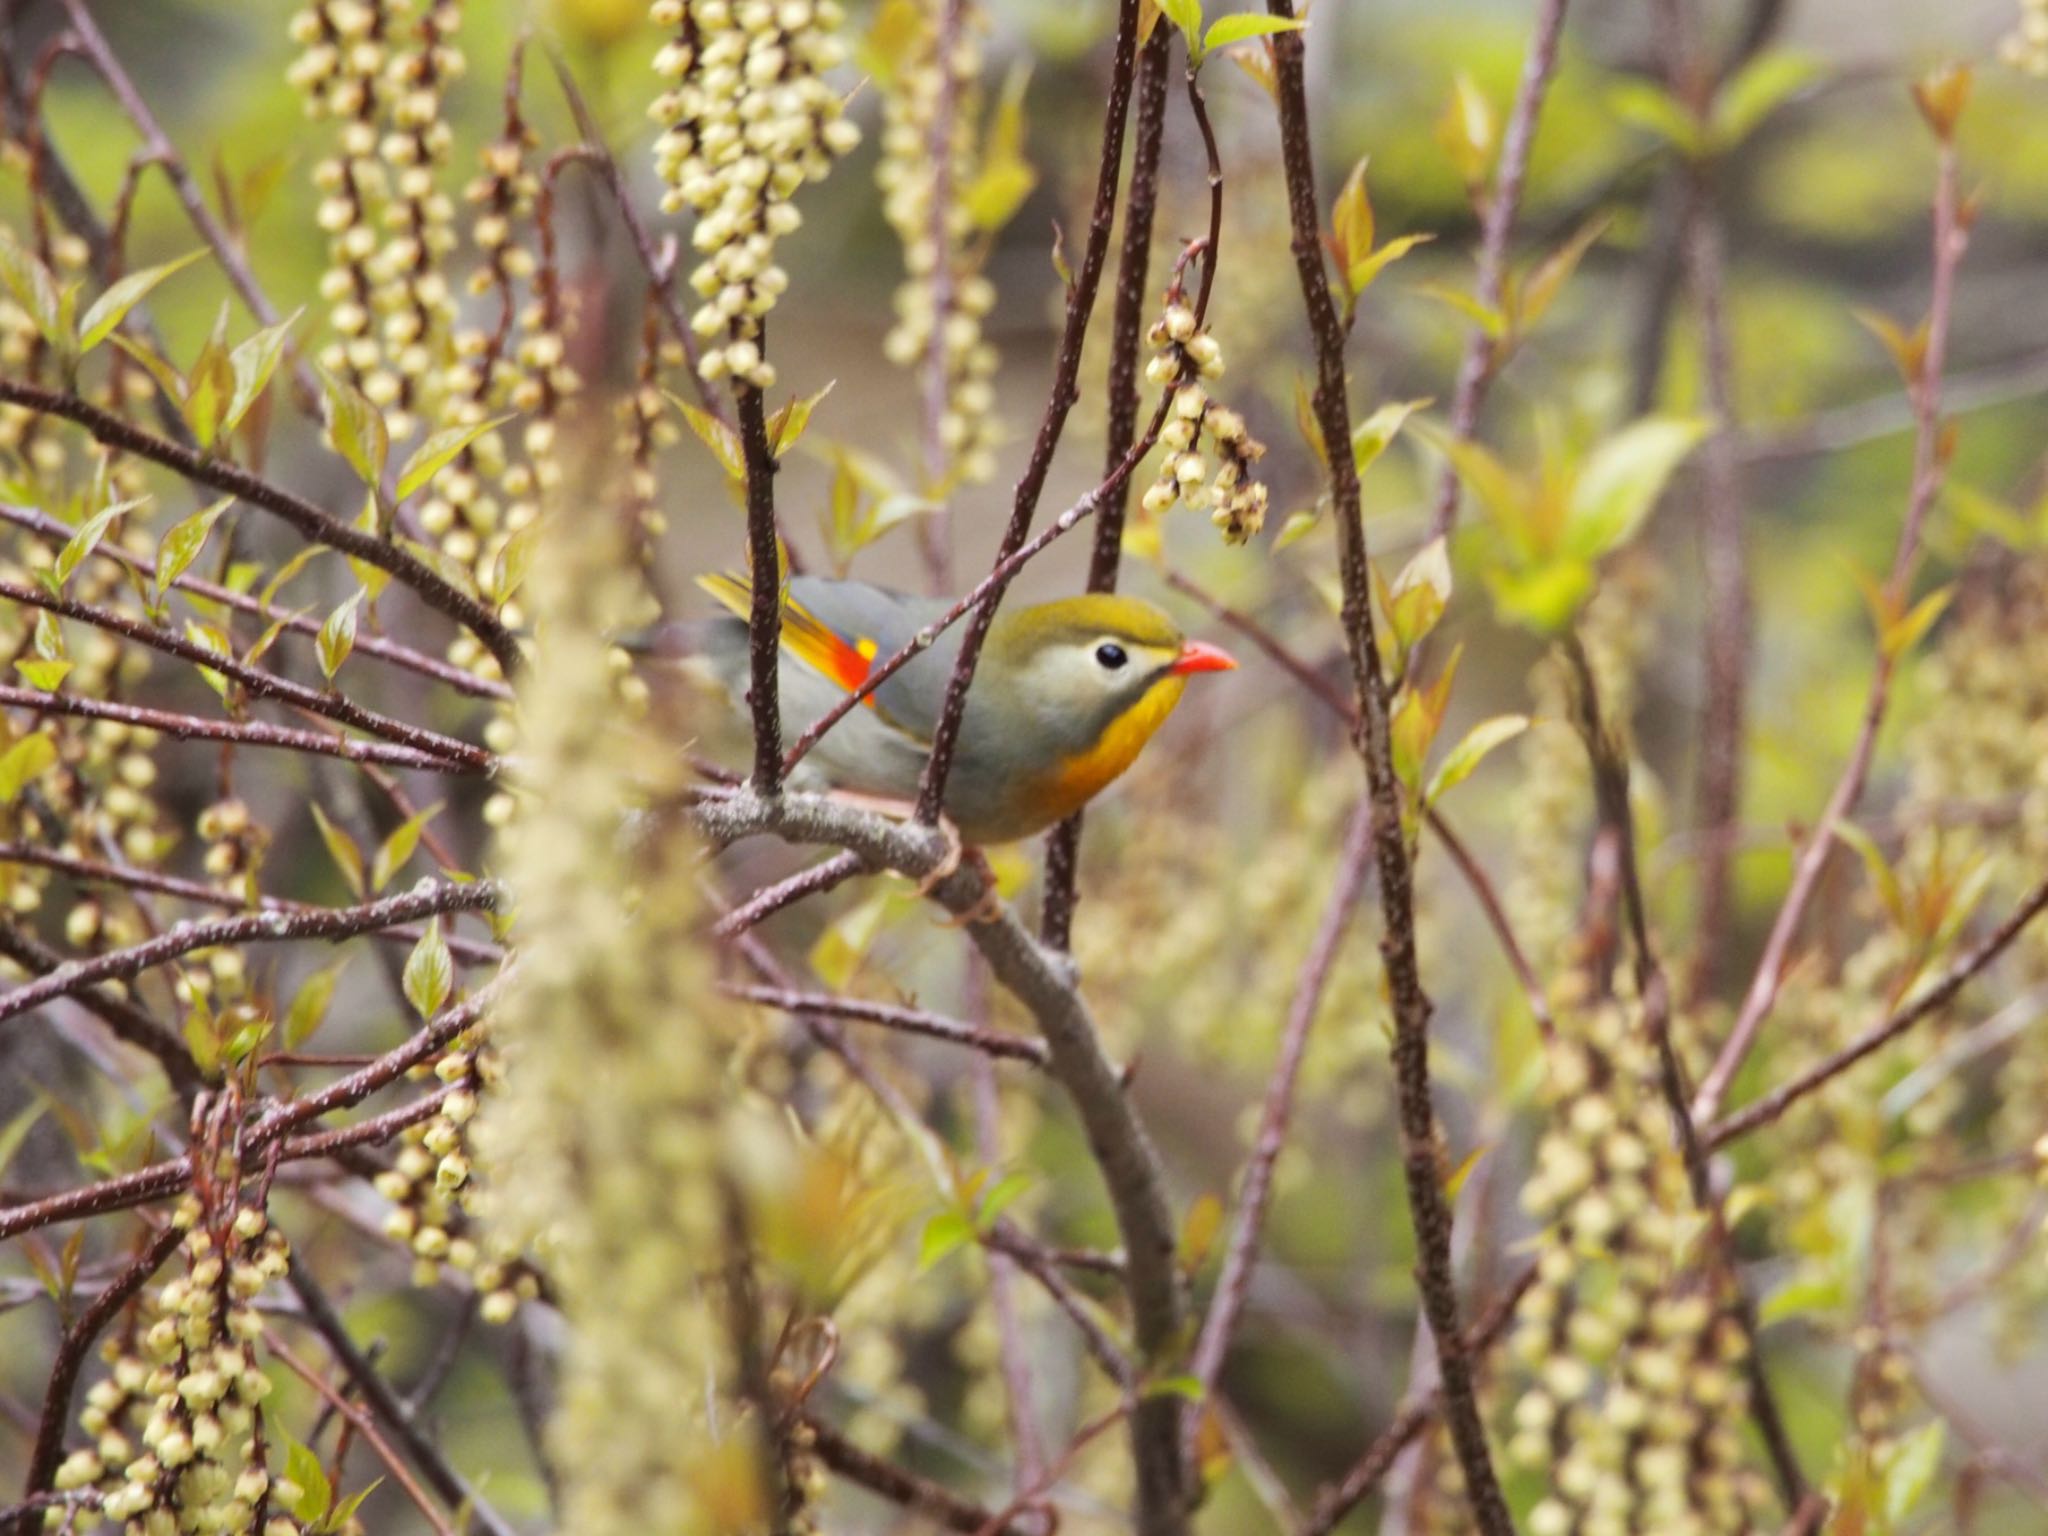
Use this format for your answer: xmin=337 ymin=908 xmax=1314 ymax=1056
xmin=1263 ymin=6 xmax=1514 ymax=1523
xmin=719 ymin=982 xmax=1049 ymax=1067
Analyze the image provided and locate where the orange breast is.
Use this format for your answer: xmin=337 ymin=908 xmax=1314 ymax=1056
xmin=1020 ymin=675 xmax=1189 ymax=827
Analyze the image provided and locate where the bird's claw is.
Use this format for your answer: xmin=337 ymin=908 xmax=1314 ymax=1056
xmin=936 ymin=848 xmax=1004 ymax=927
xmin=912 ymin=815 xmax=965 ymax=897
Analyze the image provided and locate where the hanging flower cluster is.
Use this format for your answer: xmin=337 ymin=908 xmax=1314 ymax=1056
xmin=59 ymin=1181 xmax=297 ymax=1534
xmin=1140 ymin=300 xmax=1269 ymax=544
xmin=649 ymin=0 xmax=862 ymax=390
xmin=875 ymin=0 xmax=1002 ymax=485
xmin=1508 ymin=997 xmax=1773 ymax=1536
xmin=2001 ymin=0 xmax=2048 ymax=74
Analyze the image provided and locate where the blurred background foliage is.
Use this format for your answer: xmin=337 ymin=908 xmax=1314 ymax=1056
xmin=3 ymin=0 xmax=2048 ymax=1532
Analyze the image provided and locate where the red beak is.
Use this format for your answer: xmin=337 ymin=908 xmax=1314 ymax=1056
xmin=1169 ymin=639 xmax=1238 ymax=676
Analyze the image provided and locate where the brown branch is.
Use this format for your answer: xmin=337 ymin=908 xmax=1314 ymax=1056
xmin=0 ymin=881 xmax=500 ymax=1026
xmin=736 ymin=385 xmax=786 ymax=792
xmin=972 ymin=1051 xmax=1047 ymax=1489
xmin=1187 ymin=802 xmax=1373 ymax=1412
xmin=0 ymin=917 xmax=199 ymax=1093
xmin=1263 ymin=5 xmax=1511 ymax=1521
xmin=1039 ymin=23 xmax=1172 ymax=950
xmin=10 ymin=1223 xmax=182 ymax=1534
xmin=0 ymin=503 xmax=512 ymax=702
xmin=1302 ymin=1263 xmax=1540 ymax=1536
xmin=285 ymin=1261 xmax=519 ymax=1536
xmin=0 ymin=685 xmax=484 ymax=775
xmin=0 ymin=380 xmax=523 ymax=679
xmin=911 ymin=0 xmax=1145 ymax=831
xmin=0 ymin=843 xmax=502 ymax=967
xmin=1694 ymin=125 xmax=1969 ymax=1123
xmin=719 ymin=981 xmax=1049 ymax=1066
xmin=985 ymin=1216 xmax=1135 ymax=1387
xmin=1426 ymin=0 xmax=1571 ymax=540
xmin=0 ymin=579 xmax=490 ymax=770
xmin=802 ymin=1413 xmax=1034 ymax=1535
xmin=710 ymin=851 xmax=866 ymax=937
xmin=1706 ymin=871 xmax=2048 ymax=1149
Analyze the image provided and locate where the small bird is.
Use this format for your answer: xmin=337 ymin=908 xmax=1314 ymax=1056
xmin=692 ymin=573 xmax=1237 ymax=845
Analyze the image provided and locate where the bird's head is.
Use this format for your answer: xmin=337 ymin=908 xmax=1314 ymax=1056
xmin=983 ymin=594 xmax=1236 ymax=774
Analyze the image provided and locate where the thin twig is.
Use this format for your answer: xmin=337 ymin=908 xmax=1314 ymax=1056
xmin=1694 ymin=126 xmax=1969 ymax=1123
xmin=1263 ymin=7 xmax=1512 ymax=1519
xmin=721 ymin=982 xmax=1048 ymax=1066
xmin=0 ymin=917 xmax=199 ymax=1092
xmin=1427 ymin=0 xmax=1571 ymax=539
xmin=710 ymin=851 xmax=867 ymax=937
xmin=802 ymin=1413 xmax=1033 ymax=1535
xmin=0 ymin=380 xmax=522 ymax=679
xmin=736 ymin=385 xmax=785 ymax=792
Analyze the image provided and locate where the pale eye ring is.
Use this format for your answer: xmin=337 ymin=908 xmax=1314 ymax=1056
xmin=1094 ymin=642 xmax=1129 ymax=670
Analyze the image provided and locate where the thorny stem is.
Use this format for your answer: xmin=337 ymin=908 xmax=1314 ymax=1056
xmin=0 ymin=380 xmax=524 ymax=679
xmin=911 ymin=0 xmax=1144 ymax=831
xmin=736 ymin=384 xmax=786 ymax=793
xmin=1705 ymin=871 xmax=2048 ymax=1150
xmin=1041 ymin=23 xmax=1172 ymax=951
xmin=1694 ymin=132 xmax=1968 ymax=1124
xmin=10 ymin=1223 xmax=183 ymax=1534
xmin=1187 ymin=803 xmax=1374 ymax=1425
xmin=0 ymin=685 xmax=487 ymax=776
xmin=0 ymin=882 xmax=500 ymax=1026
xmin=1426 ymin=0 xmax=1570 ymax=540
xmin=1262 ymin=4 xmax=1514 ymax=1528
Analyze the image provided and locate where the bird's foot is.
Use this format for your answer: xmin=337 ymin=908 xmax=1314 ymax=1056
xmin=936 ymin=848 xmax=1004 ymax=927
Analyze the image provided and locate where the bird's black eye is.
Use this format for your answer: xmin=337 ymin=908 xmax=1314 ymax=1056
xmin=1094 ymin=642 xmax=1128 ymax=670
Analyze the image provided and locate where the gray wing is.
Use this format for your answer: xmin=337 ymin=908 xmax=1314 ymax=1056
xmin=781 ymin=576 xmax=962 ymax=743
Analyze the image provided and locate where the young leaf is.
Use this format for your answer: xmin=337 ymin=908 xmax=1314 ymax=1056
xmin=309 ymin=803 xmax=365 ymax=898
xmin=113 ymin=332 xmax=188 ymax=405
xmin=0 ymin=734 xmax=58 ymax=804
xmin=1911 ymin=61 xmax=1972 ymax=142
xmin=1352 ymin=398 xmax=1430 ymax=476
xmin=1179 ymin=1192 xmax=1224 ymax=1269
xmin=51 ymin=497 xmax=146 ymax=593
xmin=1347 ymin=232 xmax=1433 ymax=296
xmin=154 ymin=497 xmax=236 ymax=607
xmin=962 ymin=64 xmax=1038 ymax=233
xmin=77 ymin=250 xmax=205 ymax=352
xmin=1435 ymin=72 xmax=1498 ymax=192
xmin=667 ymin=390 xmax=747 ymax=482
xmin=1513 ymin=217 xmax=1610 ymax=337
xmin=0 ymin=1098 xmax=47 ymax=1182
xmin=285 ymin=959 xmax=347 ymax=1050
xmin=1605 ymin=78 xmax=1704 ymax=156
xmin=403 ymin=918 xmax=453 ymax=1020
xmin=0 ymin=232 xmax=67 ymax=350
xmin=13 ymin=658 xmax=69 ymax=691
xmin=182 ymin=305 xmax=235 ymax=449
xmin=1882 ymin=1419 xmax=1945 ymax=1522
xmin=1851 ymin=306 xmax=1929 ymax=386
xmin=279 ymin=1427 xmax=334 ymax=1527
xmin=371 ymin=803 xmax=442 ymax=893
xmin=316 ymin=591 xmax=363 ymax=681
xmin=1157 ymin=0 xmax=1203 ymax=51
xmin=396 ymin=415 xmax=512 ymax=501
xmin=1561 ymin=416 xmax=1709 ymax=561
xmin=1414 ymin=281 xmax=1507 ymax=339
xmin=1425 ymin=714 xmax=1530 ymax=806
xmin=765 ymin=381 xmax=835 ymax=459
xmin=1203 ymin=13 xmax=1302 ymax=54
xmin=1384 ymin=536 xmax=1454 ymax=654
xmin=1709 ymin=51 xmax=1821 ymax=150
xmin=1882 ymin=584 xmax=1952 ymax=659
xmin=917 ymin=1208 xmax=974 ymax=1272
xmin=1331 ymin=159 xmax=1374 ymax=274
xmin=1410 ymin=419 xmax=1529 ymax=550
xmin=976 ymin=1170 xmax=1033 ymax=1230
xmin=320 ymin=366 xmax=390 ymax=489
xmin=224 ymin=309 xmax=302 ymax=434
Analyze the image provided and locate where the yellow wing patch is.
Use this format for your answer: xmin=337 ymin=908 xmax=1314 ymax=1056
xmin=696 ymin=572 xmax=876 ymax=700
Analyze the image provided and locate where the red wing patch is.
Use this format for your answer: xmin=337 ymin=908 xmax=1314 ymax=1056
xmin=696 ymin=573 xmax=876 ymax=702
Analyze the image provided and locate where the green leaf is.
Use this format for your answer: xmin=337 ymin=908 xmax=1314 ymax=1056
xmin=224 ymin=310 xmax=303 ymax=434
xmin=285 ymin=959 xmax=347 ymax=1050
xmin=667 ymin=391 xmax=747 ymax=482
xmin=0 ymin=232 xmax=67 ymax=350
xmin=1833 ymin=821 xmax=1906 ymax=930
xmin=1882 ymin=1419 xmax=1945 ymax=1522
xmin=403 ymin=918 xmax=453 ymax=1020
xmin=280 ymin=1427 xmax=334 ymax=1527
xmin=154 ymin=497 xmax=235 ymax=606
xmin=0 ymin=734 xmax=58 ymax=804
xmin=1382 ymin=535 xmax=1453 ymax=653
xmin=327 ymin=1479 xmax=384 ymax=1533
xmin=1410 ymin=419 xmax=1530 ymax=552
xmin=1944 ymin=481 xmax=2037 ymax=549
xmin=1758 ymin=1268 xmax=1843 ymax=1326
xmin=320 ymin=366 xmax=390 ymax=489
xmin=1442 ymin=1142 xmax=1489 ymax=1201
xmin=14 ymin=659 xmax=72 ymax=692
xmin=112 ymin=333 xmax=187 ymax=405
xmin=961 ymin=64 xmax=1037 ymax=233
xmin=309 ymin=803 xmax=365 ymax=898
xmin=77 ymin=250 xmax=205 ymax=352
xmin=183 ymin=998 xmax=222 ymax=1079
xmin=917 ymin=1208 xmax=974 ymax=1272
xmin=1562 ymin=415 xmax=1709 ymax=560
xmin=1883 ymin=584 xmax=1952 ymax=660
xmin=52 ymin=496 xmax=145 ymax=593
xmin=1483 ymin=558 xmax=1595 ymax=634
xmin=976 ymin=1171 xmax=1033 ymax=1230
xmin=1157 ymin=0 xmax=1203 ymax=51
xmin=491 ymin=519 xmax=542 ymax=606
xmin=1425 ymin=714 xmax=1529 ymax=806
xmin=371 ymin=803 xmax=441 ymax=893
xmin=808 ymin=889 xmax=892 ymax=991
xmin=1414 ymin=281 xmax=1507 ymax=339
xmin=396 ymin=414 xmax=512 ymax=501
xmin=1144 ymin=1374 xmax=1207 ymax=1403
xmin=316 ymin=591 xmax=363 ymax=681
xmin=0 ymin=1097 xmax=48 ymax=1181
xmin=1352 ymin=398 xmax=1429 ymax=476
xmin=1330 ymin=159 xmax=1373 ymax=274
xmin=1346 ymin=232 xmax=1433 ymax=295
xmin=1710 ymin=51 xmax=1821 ymax=151
xmin=182 ymin=305 xmax=234 ymax=450
xmin=1606 ymin=78 xmax=1704 ymax=156
xmin=1202 ymin=13 xmax=1302 ymax=52
xmin=1513 ymin=217 xmax=1610 ymax=336
xmin=765 ymin=381 xmax=835 ymax=460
